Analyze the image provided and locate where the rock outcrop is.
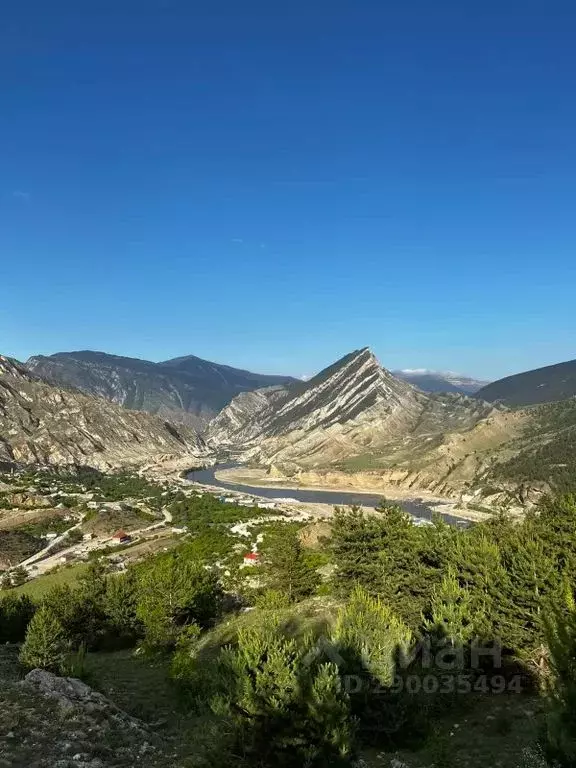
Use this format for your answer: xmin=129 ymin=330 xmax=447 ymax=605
xmin=26 ymin=350 xmax=297 ymax=429
xmin=207 ymin=348 xmax=497 ymax=468
xmin=0 ymin=354 xmax=204 ymax=470
xmin=0 ymin=667 xmax=162 ymax=767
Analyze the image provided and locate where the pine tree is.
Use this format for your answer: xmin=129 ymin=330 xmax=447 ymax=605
xmin=263 ymin=527 xmax=319 ymax=602
xmin=330 ymin=506 xmax=386 ymax=594
xmin=19 ymin=605 xmax=67 ymax=673
xmin=543 ymin=582 xmax=576 ymax=766
xmin=424 ymin=567 xmax=477 ymax=646
xmin=0 ymin=594 xmax=35 ymax=642
xmin=450 ymin=530 xmax=505 ymax=642
xmin=137 ymin=552 xmax=222 ymax=651
xmin=532 ymin=493 xmax=576 ymax=581
xmin=499 ymin=533 xmax=559 ymax=655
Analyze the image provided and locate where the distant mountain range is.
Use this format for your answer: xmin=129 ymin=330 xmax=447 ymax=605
xmin=475 ymin=359 xmax=576 ymax=406
xmin=3 ymin=346 xmax=576 ymax=502
xmin=26 ymin=351 xmax=297 ymax=429
xmin=393 ymin=369 xmax=489 ymax=395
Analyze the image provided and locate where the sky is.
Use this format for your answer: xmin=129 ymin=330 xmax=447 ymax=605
xmin=1 ymin=0 xmax=575 ymax=381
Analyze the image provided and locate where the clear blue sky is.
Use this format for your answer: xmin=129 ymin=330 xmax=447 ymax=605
xmin=2 ymin=1 xmax=575 ymax=381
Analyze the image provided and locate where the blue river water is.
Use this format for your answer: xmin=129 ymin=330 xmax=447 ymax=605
xmin=187 ymin=464 xmax=467 ymax=526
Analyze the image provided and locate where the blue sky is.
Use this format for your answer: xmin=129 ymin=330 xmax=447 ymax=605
xmin=2 ymin=0 xmax=575 ymax=381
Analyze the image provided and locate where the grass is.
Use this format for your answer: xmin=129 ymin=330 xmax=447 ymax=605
xmin=1 ymin=562 xmax=90 ymax=600
xmin=83 ymin=649 xmax=179 ymax=724
xmin=363 ymin=691 xmax=545 ymax=768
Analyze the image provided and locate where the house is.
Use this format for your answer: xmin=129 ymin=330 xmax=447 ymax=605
xmin=242 ymin=552 xmax=260 ymax=567
xmin=113 ymin=530 xmax=131 ymax=544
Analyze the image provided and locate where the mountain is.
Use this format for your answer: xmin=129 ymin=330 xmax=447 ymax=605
xmin=208 ymin=348 xmax=496 ymax=469
xmin=26 ymin=351 xmax=296 ymax=429
xmin=475 ymin=359 xmax=576 ymax=406
xmin=0 ymin=353 xmax=204 ymax=469
xmin=394 ymin=369 xmax=489 ymax=395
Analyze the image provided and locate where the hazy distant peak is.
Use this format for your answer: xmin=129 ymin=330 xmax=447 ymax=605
xmin=394 ymin=369 xmax=489 ymax=395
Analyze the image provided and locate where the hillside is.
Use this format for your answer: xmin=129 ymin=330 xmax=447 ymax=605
xmin=26 ymin=350 xmax=296 ymax=429
xmin=475 ymin=358 xmax=576 ymax=406
xmin=208 ymin=348 xmax=497 ymax=471
xmin=0 ymin=354 xmax=204 ymax=470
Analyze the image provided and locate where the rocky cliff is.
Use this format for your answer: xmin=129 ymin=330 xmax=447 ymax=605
xmin=26 ymin=350 xmax=296 ymax=429
xmin=207 ymin=348 xmax=497 ymax=468
xmin=0 ymin=354 xmax=204 ymax=470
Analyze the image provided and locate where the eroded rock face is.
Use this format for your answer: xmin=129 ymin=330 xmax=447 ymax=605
xmin=207 ymin=348 xmax=497 ymax=469
xmin=0 ymin=354 xmax=204 ymax=470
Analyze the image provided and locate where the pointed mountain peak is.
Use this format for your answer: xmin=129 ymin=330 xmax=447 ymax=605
xmin=0 ymin=354 xmax=33 ymax=381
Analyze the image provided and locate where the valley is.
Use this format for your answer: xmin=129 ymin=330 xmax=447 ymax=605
xmin=2 ymin=344 xmax=576 ymax=768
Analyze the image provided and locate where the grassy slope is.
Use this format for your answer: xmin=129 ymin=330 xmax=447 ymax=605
xmin=1 ymin=562 xmax=90 ymax=599
xmin=82 ymin=643 xmax=544 ymax=768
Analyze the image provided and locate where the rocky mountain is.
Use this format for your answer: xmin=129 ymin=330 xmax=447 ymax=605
xmin=0 ymin=353 xmax=204 ymax=469
xmin=394 ymin=369 xmax=489 ymax=395
xmin=26 ymin=350 xmax=296 ymax=429
xmin=207 ymin=348 xmax=496 ymax=469
xmin=475 ymin=358 xmax=576 ymax=406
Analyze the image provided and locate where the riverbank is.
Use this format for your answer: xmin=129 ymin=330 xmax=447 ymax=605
xmin=206 ymin=465 xmax=494 ymax=524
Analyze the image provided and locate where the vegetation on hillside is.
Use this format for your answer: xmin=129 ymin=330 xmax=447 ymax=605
xmin=494 ymin=399 xmax=576 ymax=491
xmin=2 ymin=463 xmax=576 ymax=766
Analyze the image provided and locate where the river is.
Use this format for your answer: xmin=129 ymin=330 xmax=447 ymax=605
xmin=187 ymin=464 xmax=468 ymax=526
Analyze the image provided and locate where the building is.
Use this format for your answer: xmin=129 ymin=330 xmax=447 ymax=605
xmin=113 ymin=530 xmax=131 ymax=544
xmin=242 ymin=552 xmax=260 ymax=567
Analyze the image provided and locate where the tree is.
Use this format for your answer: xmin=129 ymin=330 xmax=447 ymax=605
xmin=498 ymin=533 xmax=559 ymax=655
xmin=330 ymin=506 xmax=389 ymax=594
xmin=332 ymin=587 xmax=417 ymax=744
xmin=331 ymin=503 xmax=433 ymax=627
xmin=531 ymin=493 xmax=576 ymax=583
xmin=0 ymin=593 xmax=35 ymax=642
xmin=104 ymin=571 xmax=141 ymax=646
xmin=543 ymin=582 xmax=576 ymax=766
xmin=424 ymin=567 xmax=477 ymax=646
xmin=136 ymin=552 xmax=222 ymax=652
xmin=42 ymin=584 xmax=104 ymax=649
xmin=19 ymin=605 xmax=67 ymax=673
xmin=449 ymin=530 xmax=505 ymax=642
xmin=182 ymin=615 xmax=355 ymax=767
xmin=263 ymin=528 xmax=319 ymax=602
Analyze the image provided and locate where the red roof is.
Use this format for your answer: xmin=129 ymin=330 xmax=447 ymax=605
xmin=114 ymin=530 xmax=129 ymax=539
xmin=244 ymin=552 xmax=259 ymax=560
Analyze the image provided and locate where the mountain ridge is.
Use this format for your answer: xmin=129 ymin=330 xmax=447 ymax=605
xmin=207 ymin=348 xmax=497 ymax=470
xmin=475 ymin=358 xmax=576 ymax=406
xmin=0 ymin=353 xmax=204 ymax=470
xmin=26 ymin=350 xmax=297 ymax=429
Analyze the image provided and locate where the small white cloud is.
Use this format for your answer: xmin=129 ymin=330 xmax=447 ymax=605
xmin=400 ymin=368 xmax=431 ymax=375
xmin=300 ymin=374 xmax=311 ymax=381
xmin=231 ymin=238 xmax=244 ymax=244
xmin=12 ymin=190 xmax=31 ymax=201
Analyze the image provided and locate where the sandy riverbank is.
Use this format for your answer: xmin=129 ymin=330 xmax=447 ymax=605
xmin=213 ymin=467 xmax=497 ymax=524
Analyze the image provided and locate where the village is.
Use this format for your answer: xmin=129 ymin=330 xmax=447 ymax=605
xmin=0 ymin=468 xmax=326 ymax=591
